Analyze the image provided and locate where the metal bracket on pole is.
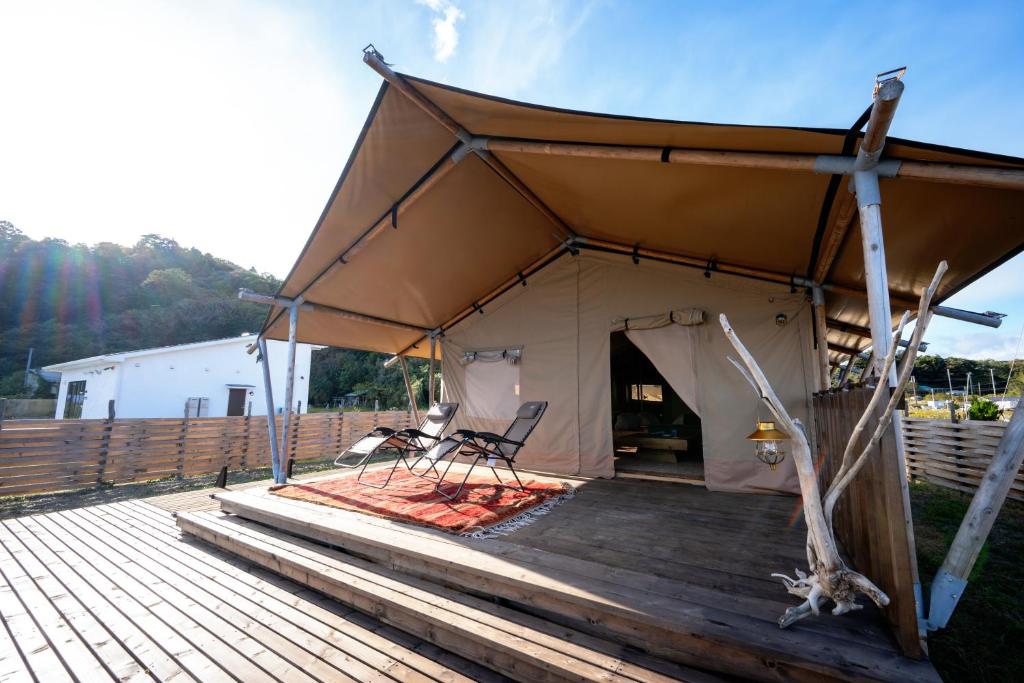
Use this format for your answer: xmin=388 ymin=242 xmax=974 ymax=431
xmin=926 ymin=568 xmax=967 ymax=631
xmin=451 ymin=136 xmax=490 ymax=164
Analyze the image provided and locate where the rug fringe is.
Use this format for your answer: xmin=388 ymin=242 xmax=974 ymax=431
xmin=463 ymin=484 xmax=576 ymax=539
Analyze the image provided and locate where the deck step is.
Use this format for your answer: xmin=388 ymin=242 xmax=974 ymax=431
xmin=201 ymin=488 xmax=941 ymax=683
xmin=178 ymin=510 xmax=727 ymax=683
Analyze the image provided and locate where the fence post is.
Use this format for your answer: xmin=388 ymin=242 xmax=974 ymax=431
xmin=95 ymin=400 xmax=116 ymax=484
xmin=241 ymin=401 xmax=252 ymax=470
xmin=949 ymin=402 xmax=959 ymax=424
xmin=0 ymin=398 xmax=6 ymax=431
xmin=177 ymin=404 xmax=189 ymax=479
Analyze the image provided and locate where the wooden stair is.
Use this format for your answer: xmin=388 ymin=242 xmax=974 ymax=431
xmin=177 ymin=509 xmax=726 ymax=683
xmin=182 ymin=488 xmax=941 ymax=683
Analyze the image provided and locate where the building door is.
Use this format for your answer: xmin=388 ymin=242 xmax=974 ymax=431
xmin=63 ymin=380 xmax=86 ymax=419
xmin=227 ymin=388 xmax=247 ymax=417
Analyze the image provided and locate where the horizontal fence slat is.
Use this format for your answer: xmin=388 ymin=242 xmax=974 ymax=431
xmin=902 ymin=417 xmax=1020 ymax=501
xmin=0 ymin=410 xmax=414 ymax=496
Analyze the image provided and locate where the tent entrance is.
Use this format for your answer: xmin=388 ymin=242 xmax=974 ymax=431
xmin=610 ymin=330 xmax=704 ymax=484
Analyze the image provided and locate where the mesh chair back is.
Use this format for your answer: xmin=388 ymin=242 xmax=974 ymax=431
xmin=498 ymin=401 xmax=548 ymax=457
xmin=420 ymin=402 xmax=458 ymax=440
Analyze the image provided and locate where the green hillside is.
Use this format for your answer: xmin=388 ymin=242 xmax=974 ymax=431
xmin=0 ymin=221 xmax=427 ymax=407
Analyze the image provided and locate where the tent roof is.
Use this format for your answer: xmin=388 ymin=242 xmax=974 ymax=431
xmin=263 ymin=73 xmax=1024 ymax=361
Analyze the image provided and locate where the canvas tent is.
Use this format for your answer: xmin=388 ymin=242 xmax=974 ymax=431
xmin=257 ymin=50 xmax=1024 ymax=492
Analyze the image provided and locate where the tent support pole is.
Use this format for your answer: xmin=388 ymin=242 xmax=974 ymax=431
xmin=399 ymin=356 xmax=420 ymax=424
xmin=850 ymin=74 xmax=926 ymax=637
xmin=812 ymin=286 xmax=831 ymax=390
xmin=277 ymin=299 xmax=301 ymax=484
xmin=928 ymin=406 xmax=1024 ymax=629
xmin=428 ymin=334 xmax=437 ymax=406
xmin=852 ymin=76 xmax=903 ymax=384
xmin=256 ymin=337 xmax=282 ymax=484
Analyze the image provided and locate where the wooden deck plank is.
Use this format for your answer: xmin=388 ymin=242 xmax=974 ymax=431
xmin=0 ymin=520 xmax=148 ymax=682
xmin=30 ymin=511 xmax=274 ymax=683
xmin=4 ymin=516 xmax=193 ymax=683
xmin=89 ymin=502 xmax=450 ymax=683
xmin=119 ymin=500 xmax=485 ymax=683
xmin=0 ymin=521 xmax=109 ymax=682
xmin=181 ymin=509 xmax=722 ymax=683
xmin=15 ymin=513 xmax=220 ymax=682
xmin=0 ymin=543 xmax=71 ymax=683
xmin=202 ymin=493 xmax=939 ymax=682
xmin=0 ymin=494 xmax=503 ymax=683
xmin=53 ymin=507 xmax=337 ymax=683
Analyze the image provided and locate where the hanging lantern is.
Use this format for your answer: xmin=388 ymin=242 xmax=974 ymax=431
xmin=746 ymin=421 xmax=789 ymax=471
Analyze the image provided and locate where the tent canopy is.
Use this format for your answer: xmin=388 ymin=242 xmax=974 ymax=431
xmin=263 ymin=69 xmax=1024 ymax=361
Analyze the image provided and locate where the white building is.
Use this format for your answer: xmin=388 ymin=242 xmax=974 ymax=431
xmin=44 ymin=336 xmax=312 ymax=420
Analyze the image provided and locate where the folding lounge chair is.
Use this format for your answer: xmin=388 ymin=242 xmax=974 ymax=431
xmin=333 ymin=402 xmax=458 ymax=489
xmin=423 ymin=401 xmax=548 ymax=501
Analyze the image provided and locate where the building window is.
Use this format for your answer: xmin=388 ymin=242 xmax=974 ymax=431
xmin=64 ymin=381 xmax=87 ymax=418
xmin=630 ymin=384 xmax=663 ymax=402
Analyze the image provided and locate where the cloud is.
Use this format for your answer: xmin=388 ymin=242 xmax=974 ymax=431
xmin=417 ymin=0 xmax=463 ymax=63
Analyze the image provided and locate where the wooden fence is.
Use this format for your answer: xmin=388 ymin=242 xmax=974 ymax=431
xmin=814 ymin=388 xmax=923 ymax=658
xmin=902 ymin=417 xmax=1021 ymax=501
xmin=0 ymin=411 xmax=415 ymax=498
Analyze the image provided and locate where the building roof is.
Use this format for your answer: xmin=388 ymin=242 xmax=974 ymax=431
xmin=260 ymin=65 xmax=1024 ymax=360
xmin=42 ymin=334 xmax=261 ymax=372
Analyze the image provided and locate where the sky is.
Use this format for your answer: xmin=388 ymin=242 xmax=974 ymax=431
xmin=1 ymin=0 xmax=1022 ymax=359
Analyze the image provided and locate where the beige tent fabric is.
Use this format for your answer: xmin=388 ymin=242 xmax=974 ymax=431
xmin=610 ymin=308 xmax=705 ymax=331
xmin=441 ymin=251 xmax=810 ymax=493
xmin=440 ymin=259 xmax=582 ymax=476
xmin=264 ymin=75 xmax=1024 ymax=365
xmin=624 ymin=325 xmax=702 ymax=419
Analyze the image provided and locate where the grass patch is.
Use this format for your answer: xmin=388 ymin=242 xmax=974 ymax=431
xmin=911 ymin=480 xmax=1024 ymax=682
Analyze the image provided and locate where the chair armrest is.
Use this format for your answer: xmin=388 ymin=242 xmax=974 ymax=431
xmin=475 ymin=432 xmax=524 ymax=448
xmin=453 ymin=429 xmax=478 ymax=438
xmin=369 ymin=426 xmax=396 ymax=437
xmin=396 ymin=427 xmax=434 ymax=439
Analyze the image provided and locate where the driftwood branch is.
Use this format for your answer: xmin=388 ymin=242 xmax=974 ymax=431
xmin=718 ymin=260 xmax=946 ymax=628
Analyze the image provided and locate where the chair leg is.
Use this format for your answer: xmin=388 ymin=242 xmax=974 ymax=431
xmin=357 ymin=449 xmax=404 ymax=489
xmin=490 ymin=460 xmax=527 ymax=492
xmin=406 ymin=452 xmax=443 ymax=480
xmin=435 ymin=454 xmax=483 ymax=501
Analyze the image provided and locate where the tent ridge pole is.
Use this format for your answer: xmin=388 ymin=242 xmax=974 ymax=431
xmin=481 ymin=137 xmax=1024 ymax=190
xmin=362 ymin=46 xmax=577 ymax=241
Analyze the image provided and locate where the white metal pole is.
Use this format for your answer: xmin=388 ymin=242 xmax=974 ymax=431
xmin=257 ymin=337 xmax=281 ymax=483
xmin=853 ymin=77 xmax=903 ymax=387
xmin=278 ymin=300 xmax=300 ymax=483
xmin=428 ymin=334 xmax=437 ymax=406
xmin=399 ymin=356 xmax=421 ymax=425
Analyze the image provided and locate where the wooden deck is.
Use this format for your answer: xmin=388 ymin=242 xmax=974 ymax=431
xmin=179 ymin=468 xmax=941 ymax=683
xmin=0 ymin=486 xmax=506 ymax=682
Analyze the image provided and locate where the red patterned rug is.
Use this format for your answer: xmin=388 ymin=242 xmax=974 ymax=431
xmin=270 ymin=469 xmax=574 ymax=537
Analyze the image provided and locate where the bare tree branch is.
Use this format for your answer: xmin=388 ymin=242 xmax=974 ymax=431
xmin=718 ymin=259 xmax=946 ymax=628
